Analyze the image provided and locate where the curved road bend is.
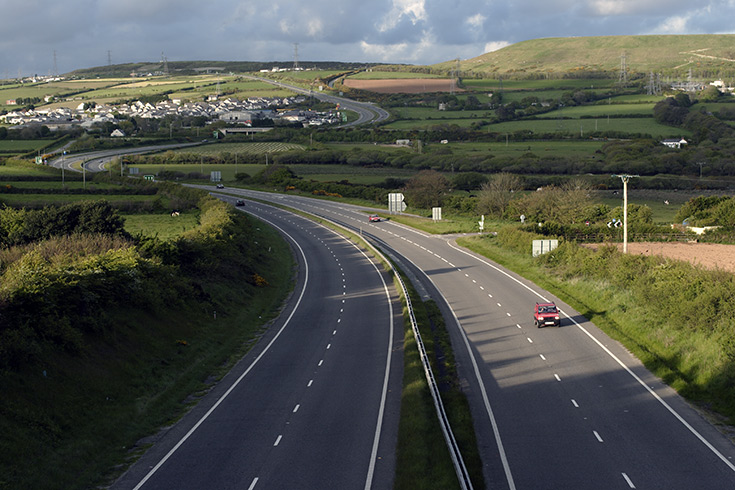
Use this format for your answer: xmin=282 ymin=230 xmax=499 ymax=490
xmin=111 ymin=196 xmax=402 ymax=490
xmin=226 ymin=188 xmax=735 ymax=490
xmin=244 ymin=75 xmax=391 ymax=127
xmin=47 ymin=142 xmax=204 ymax=173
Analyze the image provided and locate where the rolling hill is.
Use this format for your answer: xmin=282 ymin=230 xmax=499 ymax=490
xmin=433 ymin=34 xmax=735 ymax=79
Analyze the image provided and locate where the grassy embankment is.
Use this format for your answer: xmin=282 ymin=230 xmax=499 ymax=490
xmin=0 ymin=181 xmax=294 ymax=490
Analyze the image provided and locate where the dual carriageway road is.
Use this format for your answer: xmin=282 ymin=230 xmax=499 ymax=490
xmin=207 ymin=188 xmax=735 ymax=490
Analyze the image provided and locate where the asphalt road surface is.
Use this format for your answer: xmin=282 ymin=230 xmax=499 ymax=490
xmin=222 ymin=188 xmax=735 ymax=490
xmin=111 ymin=197 xmax=403 ymax=490
xmin=244 ymin=75 xmax=390 ymax=127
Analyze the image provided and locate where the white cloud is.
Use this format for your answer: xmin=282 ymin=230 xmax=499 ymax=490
xmin=587 ymin=0 xmax=679 ymax=16
xmin=306 ymin=17 xmax=325 ymax=37
xmin=360 ymin=40 xmax=410 ymax=61
xmin=654 ymin=14 xmax=691 ymax=33
xmin=484 ymin=41 xmax=510 ymax=53
xmin=465 ymin=13 xmax=486 ymax=29
xmin=377 ymin=0 xmax=427 ymax=32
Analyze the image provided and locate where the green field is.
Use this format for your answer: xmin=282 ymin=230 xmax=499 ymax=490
xmin=171 ymin=142 xmax=305 ymax=155
xmin=480 ymin=117 xmax=685 ymax=138
xmin=461 ymin=78 xmax=619 ymax=91
xmin=543 ymin=103 xmax=657 ymax=118
xmin=390 ymin=106 xmax=494 ymax=120
xmin=0 ymin=162 xmax=62 ymax=177
xmin=0 ymin=181 xmax=120 ymax=190
xmin=0 ymin=140 xmax=53 ymax=154
xmin=122 ymin=211 xmax=200 ymax=239
xmin=435 ymin=140 xmax=604 ymax=158
xmin=0 ymin=193 xmax=157 ymax=206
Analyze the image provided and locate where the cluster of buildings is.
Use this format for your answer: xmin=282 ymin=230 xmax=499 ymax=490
xmin=0 ymin=95 xmax=343 ymax=132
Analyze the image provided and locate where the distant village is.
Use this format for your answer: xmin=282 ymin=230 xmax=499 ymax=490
xmin=0 ymin=93 xmax=343 ymax=135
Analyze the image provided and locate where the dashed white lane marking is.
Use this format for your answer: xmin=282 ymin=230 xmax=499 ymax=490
xmin=539 ymin=354 xmax=546 ymax=361
xmin=593 ymin=431 xmax=604 ymax=443
xmin=327 ymin=343 xmax=331 ymax=349
xmin=333 ymin=330 xmax=337 ymax=335
xmin=571 ymin=399 xmax=579 ymax=408
xmin=318 ymin=359 xmax=324 ymax=367
xmin=554 ymin=374 xmax=561 ymax=382
xmin=527 ymin=338 xmax=533 ymax=344
xmin=248 ymin=477 xmax=259 ymax=490
xmin=516 ymin=324 xmax=522 ymax=329
xmin=293 ymin=404 xmax=300 ymax=413
xmin=274 ymin=435 xmax=283 ymax=446
xmin=506 ymin=312 xmax=511 ymax=317
xmin=622 ymin=473 xmax=636 ymax=488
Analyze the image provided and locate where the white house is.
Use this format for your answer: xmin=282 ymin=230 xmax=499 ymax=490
xmin=662 ymin=138 xmax=688 ymax=149
xmin=111 ymin=129 xmax=125 ymax=137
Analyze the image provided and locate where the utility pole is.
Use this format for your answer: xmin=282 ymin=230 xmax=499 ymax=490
xmin=612 ymin=174 xmax=639 ymax=253
xmin=696 ymin=161 xmax=706 ymax=179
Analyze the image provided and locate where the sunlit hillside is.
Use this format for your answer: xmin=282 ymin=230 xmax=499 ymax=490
xmin=433 ymin=34 xmax=735 ymax=79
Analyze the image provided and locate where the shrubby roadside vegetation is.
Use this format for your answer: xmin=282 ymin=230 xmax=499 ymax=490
xmin=0 ymin=183 xmax=293 ymax=489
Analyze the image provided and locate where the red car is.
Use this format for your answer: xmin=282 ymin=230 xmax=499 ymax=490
xmin=368 ymin=214 xmax=382 ymax=222
xmin=534 ymin=302 xmax=560 ymax=328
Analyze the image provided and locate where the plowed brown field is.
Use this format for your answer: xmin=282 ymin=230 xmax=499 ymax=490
xmin=342 ymin=78 xmax=461 ymax=93
xmin=584 ymin=242 xmax=735 ymax=273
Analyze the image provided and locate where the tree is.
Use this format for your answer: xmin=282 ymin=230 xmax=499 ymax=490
xmin=699 ymin=85 xmax=721 ymax=102
xmin=452 ymin=172 xmax=488 ymax=192
xmin=475 ymin=172 xmax=522 ymax=218
xmin=509 ymin=179 xmax=594 ymax=224
xmin=402 ymin=170 xmax=450 ymax=209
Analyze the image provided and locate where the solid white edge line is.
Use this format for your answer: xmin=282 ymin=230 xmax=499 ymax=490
xmin=131 ymin=216 xmax=310 ymax=490
xmin=445 ymin=239 xmax=735 ymax=474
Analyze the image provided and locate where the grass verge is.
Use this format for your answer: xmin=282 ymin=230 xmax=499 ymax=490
xmin=393 ymin=273 xmax=485 ymax=490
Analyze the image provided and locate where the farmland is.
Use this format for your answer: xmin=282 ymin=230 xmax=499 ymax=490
xmin=170 ymin=142 xmax=305 ymax=155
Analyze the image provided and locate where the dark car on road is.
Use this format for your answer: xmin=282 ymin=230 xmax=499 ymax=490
xmin=235 ymin=199 xmax=245 ymax=206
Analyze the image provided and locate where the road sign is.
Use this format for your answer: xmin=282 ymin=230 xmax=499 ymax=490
xmin=144 ymin=174 xmax=155 ymax=181
xmin=432 ymin=207 xmax=442 ymax=222
xmin=211 ymin=171 xmax=222 ymax=182
xmin=388 ymin=193 xmax=406 ymax=213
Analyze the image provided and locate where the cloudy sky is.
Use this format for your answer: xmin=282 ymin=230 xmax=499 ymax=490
xmin=2 ymin=0 xmax=734 ymax=77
